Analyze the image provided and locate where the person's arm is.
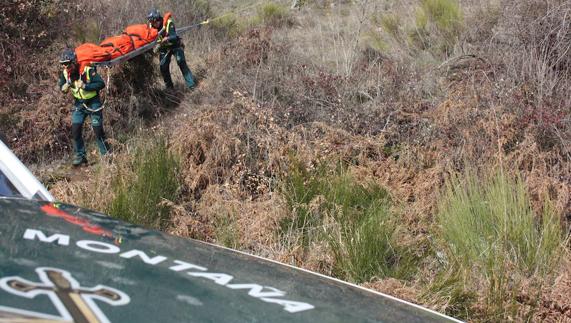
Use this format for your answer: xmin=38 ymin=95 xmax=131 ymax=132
xmin=165 ymin=20 xmax=179 ymax=43
xmin=84 ymin=69 xmax=105 ymax=91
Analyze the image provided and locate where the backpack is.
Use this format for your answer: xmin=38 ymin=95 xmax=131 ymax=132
xmin=163 ymin=12 xmax=173 ymax=30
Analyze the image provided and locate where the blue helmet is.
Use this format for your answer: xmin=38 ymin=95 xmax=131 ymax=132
xmin=147 ymin=9 xmax=162 ymax=22
xmin=59 ymin=48 xmax=77 ymax=65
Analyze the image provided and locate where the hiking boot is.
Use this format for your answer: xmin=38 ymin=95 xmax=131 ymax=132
xmin=72 ymin=156 xmax=87 ymax=167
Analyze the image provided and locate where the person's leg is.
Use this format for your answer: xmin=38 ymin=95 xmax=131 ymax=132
xmin=173 ymin=47 xmax=195 ymax=88
xmin=90 ymin=111 xmax=109 ymax=156
xmin=71 ymin=106 xmax=87 ymax=165
xmin=159 ymin=50 xmax=174 ymax=89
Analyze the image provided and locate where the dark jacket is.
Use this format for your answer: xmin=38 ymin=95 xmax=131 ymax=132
xmin=58 ymin=66 xmax=105 ymax=108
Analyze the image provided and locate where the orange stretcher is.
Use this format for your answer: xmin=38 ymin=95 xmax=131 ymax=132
xmin=75 ymin=24 xmax=159 ymax=70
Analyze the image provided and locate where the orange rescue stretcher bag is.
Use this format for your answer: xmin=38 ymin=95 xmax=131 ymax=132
xmin=99 ymin=34 xmax=135 ymax=59
xmin=74 ymin=24 xmax=159 ymax=68
xmin=123 ymin=24 xmax=158 ymax=48
xmin=75 ymin=43 xmax=113 ymax=71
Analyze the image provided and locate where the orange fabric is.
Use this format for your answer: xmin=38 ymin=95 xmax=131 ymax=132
xmin=163 ymin=12 xmax=172 ymax=29
xmin=75 ymin=43 xmax=112 ymax=72
xmin=74 ymin=20 xmax=163 ymax=67
xmin=123 ymin=24 xmax=158 ymax=48
xmin=163 ymin=12 xmax=173 ymax=27
xmin=99 ymin=34 xmax=135 ymax=59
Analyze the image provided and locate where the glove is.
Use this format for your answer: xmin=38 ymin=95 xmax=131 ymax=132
xmin=74 ymin=80 xmax=85 ymax=89
xmin=199 ymin=19 xmax=209 ymax=29
xmin=61 ymin=83 xmax=70 ymax=93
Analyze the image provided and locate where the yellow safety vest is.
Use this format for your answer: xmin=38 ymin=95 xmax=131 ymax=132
xmin=157 ymin=18 xmax=173 ymax=43
xmin=63 ymin=66 xmax=97 ymax=100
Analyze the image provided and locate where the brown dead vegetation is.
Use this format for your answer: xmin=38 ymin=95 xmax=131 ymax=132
xmin=6 ymin=0 xmax=571 ymax=321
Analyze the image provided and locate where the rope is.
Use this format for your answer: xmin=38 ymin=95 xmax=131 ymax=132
xmin=167 ymin=0 xmax=268 ymax=35
xmin=94 ymin=2 xmax=265 ymax=68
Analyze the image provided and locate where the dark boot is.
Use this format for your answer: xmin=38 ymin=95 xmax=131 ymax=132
xmin=72 ymin=155 xmax=87 ymax=167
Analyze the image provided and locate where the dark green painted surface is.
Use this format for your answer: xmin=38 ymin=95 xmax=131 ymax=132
xmin=0 ymin=198 xmax=460 ymax=323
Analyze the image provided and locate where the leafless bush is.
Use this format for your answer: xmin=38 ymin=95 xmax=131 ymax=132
xmin=0 ymin=0 xmax=79 ymax=101
xmin=204 ymin=26 xmax=421 ymax=136
xmin=488 ymin=0 xmax=571 ymax=153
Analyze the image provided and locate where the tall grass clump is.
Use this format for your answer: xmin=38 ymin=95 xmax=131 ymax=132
xmin=210 ymin=13 xmax=245 ymax=39
xmin=214 ymin=210 xmax=241 ymax=249
xmin=433 ymin=169 xmax=566 ymax=320
xmin=279 ymin=158 xmax=329 ymax=247
xmin=412 ymin=0 xmax=464 ymax=54
xmin=108 ymin=137 xmax=180 ymax=229
xmin=420 ymin=0 xmax=463 ymax=35
xmin=254 ymin=2 xmax=291 ymax=27
xmin=280 ymin=157 xmax=416 ymax=283
xmin=323 ymin=174 xmax=416 ymax=283
xmin=379 ymin=13 xmax=403 ymax=41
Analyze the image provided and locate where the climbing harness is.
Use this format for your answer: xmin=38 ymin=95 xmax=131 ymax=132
xmin=81 ymin=66 xmax=110 ymax=113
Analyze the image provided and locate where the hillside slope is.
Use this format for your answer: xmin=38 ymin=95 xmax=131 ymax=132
xmin=2 ymin=0 xmax=570 ymax=321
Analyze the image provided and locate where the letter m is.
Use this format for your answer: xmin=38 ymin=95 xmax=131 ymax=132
xmin=23 ymin=229 xmax=70 ymax=246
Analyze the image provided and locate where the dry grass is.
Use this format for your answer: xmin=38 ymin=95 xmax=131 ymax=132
xmin=17 ymin=0 xmax=571 ymax=321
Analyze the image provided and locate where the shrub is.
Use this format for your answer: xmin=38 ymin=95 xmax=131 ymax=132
xmin=72 ymin=18 xmax=102 ymax=44
xmin=420 ymin=0 xmax=463 ymax=36
xmin=210 ymin=13 xmax=245 ymax=39
xmin=433 ymin=169 xmax=566 ymax=319
xmin=254 ymin=2 xmax=291 ymax=27
xmin=108 ymin=136 xmax=180 ymax=229
xmin=411 ymin=0 xmax=464 ymax=54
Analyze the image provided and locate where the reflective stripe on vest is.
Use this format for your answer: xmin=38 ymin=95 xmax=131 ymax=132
xmin=157 ymin=18 xmax=173 ymax=43
xmin=63 ymin=66 xmax=97 ymax=100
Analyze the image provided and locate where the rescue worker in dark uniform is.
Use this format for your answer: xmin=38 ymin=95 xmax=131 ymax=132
xmin=58 ymin=49 xmax=109 ymax=166
xmin=147 ymin=9 xmax=196 ymax=89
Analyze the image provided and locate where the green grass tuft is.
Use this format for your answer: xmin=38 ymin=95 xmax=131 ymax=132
xmin=418 ymin=0 xmax=464 ymax=52
xmin=433 ymin=169 xmax=566 ymax=319
xmin=210 ymin=13 xmax=245 ymax=38
xmin=214 ymin=210 xmax=241 ymax=249
xmin=254 ymin=2 xmax=291 ymax=27
xmin=279 ymin=157 xmax=328 ymax=247
xmin=323 ymin=174 xmax=416 ymax=283
xmin=380 ymin=13 xmax=402 ymax=40
xmin=280 ymin=157 xmax=417 ymax=283
xmin=108 ymin=137 xmax=180 ymax=230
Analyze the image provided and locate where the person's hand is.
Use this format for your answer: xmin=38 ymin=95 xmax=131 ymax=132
xmin=153 ymin=46 xmax=160 ymax=54
xmin=200 ymin=19 xmax=209 ymax=28
xmin=61 ymin=83 xmax=70 ymax=93
xmin=74 ymin=80 xmax=85 ymax=89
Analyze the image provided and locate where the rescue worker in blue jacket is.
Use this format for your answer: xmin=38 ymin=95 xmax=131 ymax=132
xmin=58 ymin=49 xmax=109 ymax=166
xmin=147 ymin=9 xmax=196 ymax=89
